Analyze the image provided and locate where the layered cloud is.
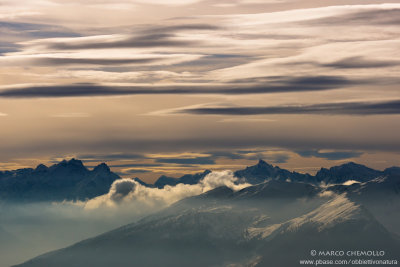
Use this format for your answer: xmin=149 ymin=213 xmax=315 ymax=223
xmin=0 ymin=1 xmax=400 ymax=172
xmin=2 ymin=3 xmax=400 ymax=84
xmin=0 ymin=75 xmax=356 ymax=98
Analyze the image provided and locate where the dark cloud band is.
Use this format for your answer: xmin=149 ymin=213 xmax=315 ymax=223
xmin=155 ymin=157 xmax=215 ymax=165
xmin=322 ymin=56 xmax=400 ymax=69
xmin=0 ymin=21 xmax=80 ymax=38
xmin=33 ymin=57 xmax=163 ymax=66
xmin=296 ymin=150 xmax=363 ymax=160
xmin=303 ymin=9 xmax=400 ymax=26
xmin=47 ymin=24 xmax=218 ymax=50
xmin=0 ymin=76 xmax=353 ymax=98
xmin=177 ymin=100 xmax=400 ymax=116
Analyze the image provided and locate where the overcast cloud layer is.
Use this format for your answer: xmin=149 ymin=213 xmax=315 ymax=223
xmin=0 ymin=0 xmax=399 ymax=178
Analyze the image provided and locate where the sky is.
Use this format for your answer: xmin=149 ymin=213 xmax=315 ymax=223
xmin=0 ymin=0 xmax=400 ymax=182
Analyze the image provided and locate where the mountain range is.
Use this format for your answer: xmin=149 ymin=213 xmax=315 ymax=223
xmin=1 ymin=158 xmax=399 ymax=202
xmin=0 ymin=159 xmax=119 ymax=202
xmin=146 ymin=160 xmax=400 ymax=188
xmin=14 ymin=173 xmax=400 ymax=267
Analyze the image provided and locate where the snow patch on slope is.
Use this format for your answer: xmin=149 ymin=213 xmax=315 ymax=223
xmin=286 ymin=195 xmax=360 ymax=232
xmin=247 ymin=223 xmax=282 ymax=240
xmin=246 ymin=195 xmax=362 ymax=240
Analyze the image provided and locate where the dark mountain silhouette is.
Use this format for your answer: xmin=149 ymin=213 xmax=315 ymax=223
xmin=152 ymin=170 xmax=212 ymax=188
xmin=0 ymin=159 xmax=120 ymax=202
xmin=147 ymin=160 xmax=393 ymax=188
xmin=234 ymin=159 xmax=317 ymax=184
xmin=315 ymin=161 xmax=383 ymax=183
xmin=147 ymin=159 xmax=396 ymax=188
xmin=1 ymin=158 xmax=399 ymax=202
xmin=384 ymin=166 xmax=400 ymax=176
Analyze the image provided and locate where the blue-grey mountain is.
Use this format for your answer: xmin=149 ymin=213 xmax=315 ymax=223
xmin=14 ymin=174 xmax=400 ymax=267
xmin=0 ymin=159 xmax=119 ymax=202
xmin=1 ymin=159 xmax=399 ymax=202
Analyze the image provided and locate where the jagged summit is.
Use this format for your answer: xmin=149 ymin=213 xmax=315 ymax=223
xmin=153 ymin=169 xmax=212 ymax=189
xmin=0 ymin=158 xmax=398 ymax=202
xmin=49 ymin=158 xmax=87 ymax=172
xmin=257 ymin=159 xmax=269 ymax=166
xmin=93 ymin=162 xmax=111 ymax=173
xmin=34 ymin=164 xmax=48 ymax=172
xmin=234 ymin=159 xmax=315 ymax=184
xmin=316 ymin=161 xmax=382 ymax=184
xmin=61 ymin=158 xmax=84 ymax=166
xmin=0 ymin=158 xmax=120 ymax=202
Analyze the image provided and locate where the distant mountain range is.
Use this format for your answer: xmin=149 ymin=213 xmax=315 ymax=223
xmin=234 ymin=160 xmax=399 ymax=185
xmin=1 ymin=158 xmax=399 ymax=202
xmin=0 ymin=159 xmax=119 ymax=202
xmin=14 ymin=173 xmax=400 ymax=267
xmin=142 ymin=159 xmax=399 ymax=188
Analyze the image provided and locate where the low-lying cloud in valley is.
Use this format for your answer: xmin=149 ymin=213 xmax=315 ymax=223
xmin=0 ymin=171 xmax=250 ymax=266
xmin=86 ymin=171 xmax=250 ymax=209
